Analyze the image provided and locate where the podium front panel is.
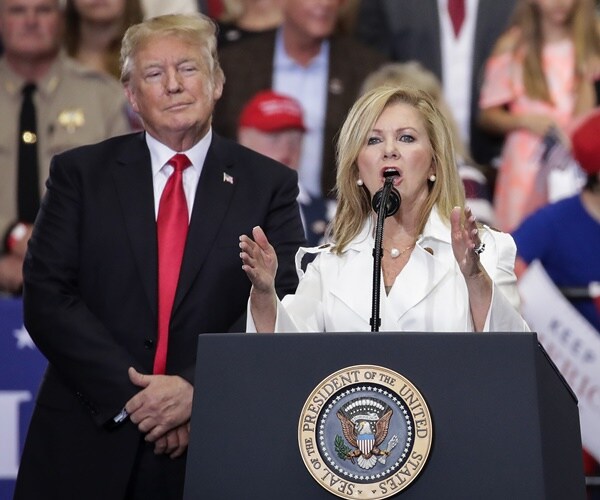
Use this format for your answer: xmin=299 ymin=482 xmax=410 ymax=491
xmin=184 ymin=332 xmax=584 ymax=499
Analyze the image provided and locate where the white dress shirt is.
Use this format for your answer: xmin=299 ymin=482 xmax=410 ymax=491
xmin=146 ymin=129 xmax=211 ymax=221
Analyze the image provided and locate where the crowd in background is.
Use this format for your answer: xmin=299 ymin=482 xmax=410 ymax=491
xmin=1 ymin=0 xmax=599 ymax=494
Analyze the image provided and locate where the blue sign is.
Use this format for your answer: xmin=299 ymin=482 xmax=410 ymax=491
xmin=0 ymin=298 xmax=47 ymax=499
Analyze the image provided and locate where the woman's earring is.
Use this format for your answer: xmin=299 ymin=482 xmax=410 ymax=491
xmin=357 ymin=179 xmax=364 ymax=186
xmin=429 ymin=174 xmax=436 ymax=182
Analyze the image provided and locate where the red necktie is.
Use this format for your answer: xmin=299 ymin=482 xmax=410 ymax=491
xmin=448 ymin=0 xmax=465 ymax=37
xmin=154 ymin=153 xmax=191 ymax=374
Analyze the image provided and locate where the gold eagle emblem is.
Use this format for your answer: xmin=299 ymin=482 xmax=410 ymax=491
xmin=336 ymin=408 xmax=394 ymax=469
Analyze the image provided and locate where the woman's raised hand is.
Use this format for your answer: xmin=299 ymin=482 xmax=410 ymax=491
xmin=450 ymin=206 xmax=485 ymax=279
xmin=240 ymin=226 xmax=278 ymax=294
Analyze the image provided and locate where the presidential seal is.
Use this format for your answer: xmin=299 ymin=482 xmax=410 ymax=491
xmin=298 ymin=365 xmax=432 ymax=499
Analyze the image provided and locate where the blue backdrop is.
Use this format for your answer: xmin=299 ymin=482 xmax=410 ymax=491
xmin=0 ymin=298 xmax=46 ymax=499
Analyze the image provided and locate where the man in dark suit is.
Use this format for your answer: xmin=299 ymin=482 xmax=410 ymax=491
xmin=356 ymin=0 xmax=517 ymax=169
xmin=14 ymin=13 xmax=305 ymax=500
xmin=213 ymin=0 xmax=387 ymax=200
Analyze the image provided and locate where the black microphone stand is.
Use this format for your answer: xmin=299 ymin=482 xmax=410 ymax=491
xmin=370 ymin=174 xmax=400 ymax=332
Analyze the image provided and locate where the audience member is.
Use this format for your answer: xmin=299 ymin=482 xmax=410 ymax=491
xmin=63 ymin=0 xmax=144 ymax=130
xmin=197 ymin=0 xmax=223 ymax=18
xmin=0 ymin=0 xmax=131 ymax=295
xmin=238 ymin=90 xmax=333 ymax=245
xmin=64 ymin=0 xmax=144 ymax=80
xmin=355 ymin=0 xmax=517 ymax=170
xmin=479 ymin=0 xmax=600 ymax=232
xmin=512 ymin=107 xmax=600 ymax=500
xmin=513 ymin=109 xmax=600 ymax=333
xmin=361 ymin=61 xmax=495 ymax=226
xmin=335 ymin=0 xmax=360 ymax=36
xmin=240 ymin=86 xmax=530 ymax=334
xmin=14 ymin=13 xmax=304 ymax=500
xmin=217 ymin=0 xmax=282 ymax=46
xmin=213 ymin=0 xmax=387 ymax=200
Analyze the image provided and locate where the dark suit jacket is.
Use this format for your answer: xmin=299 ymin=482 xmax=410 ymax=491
xmin=356 ymin=0 xmax=517 ymax=166
xmin=14 ymin=132 xmax=305 ymax=499
xmin=213 ymin=29 xmax=387 ymax=197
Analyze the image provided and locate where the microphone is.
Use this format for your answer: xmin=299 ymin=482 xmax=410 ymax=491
xmin=370 ymin=170 xmax=401 ymax=332
xmin=372 ymin=171 xmax=401 ymax=217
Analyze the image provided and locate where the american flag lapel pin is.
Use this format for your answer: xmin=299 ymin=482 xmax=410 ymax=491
xmin=223 ymin=172 xmax=234 ymax=184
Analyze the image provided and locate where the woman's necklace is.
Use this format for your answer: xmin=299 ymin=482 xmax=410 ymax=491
xmin=385 ymin=244 xmax=415 ymax=259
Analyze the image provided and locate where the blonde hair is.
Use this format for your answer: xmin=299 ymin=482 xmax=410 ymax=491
xmin=331 ymin=86 xmax=465 ymax=254
xmin=120 ymin=13 xmax=225 ymax=88
xmin=361 ymin=61 xmax=471 ymax=163
xmin=511 ymin=0 xmax=600 ymax=103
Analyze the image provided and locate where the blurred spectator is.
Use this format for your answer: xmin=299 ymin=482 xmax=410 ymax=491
xmin=197 ymin=0 xmax=223 ymax=18
xmin=141 ymin=0 xmax=198 ymax=19
xmin=355 ymin=0 xmax=517 ymax=172
xmin=513 ymin=110 xmax=600 ymax=331
xmin=512 ymin=109 xmax=600 ymax=497
xmin=213 ymin=0 xmax=387 ymax=200
xmin=0 ymin=0 xmax=131 ymax=295
xmin=217 ymin=0 xmax=282 ymax=46
xmin=361 ymin=61 xmax=495 ymax=226
xmin=64 ymin=0 xmax=144 ymax=80
xmin=479 ymin=0 xmax=600 ymax=232
xmin=237 ymin=90 xmax=334 ymax=245
xmin=64 ymin=0 xmax=144 ymax=129
xmin=335 ymin=0 xmax=359 ymax=35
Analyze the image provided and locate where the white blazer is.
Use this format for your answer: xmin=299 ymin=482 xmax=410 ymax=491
xmin=248 ymin=208 xmax=530 ymax=333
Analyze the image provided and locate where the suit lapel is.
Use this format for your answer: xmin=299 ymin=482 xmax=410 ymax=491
xmin=329 ymin=247 xmax=376 ymax=327
xmin=172 ymin=135 xmax=236 ymax=312
xmin=389 ymin=208 xmax=454 ymax=321
xmin=428 ymin=0 xmax=442 ymax=78
xmin=387 ymin=245 xmax=452 ymax=322
xmin=328 ymin=243 xmax=452 ymax=327
xmin=473 ymin=0 xmax=492 ymax=76
xmin=110 ymin=133 xmax=158 ymax=317
xmin=329 ymin=212 xmax=453 ymax=328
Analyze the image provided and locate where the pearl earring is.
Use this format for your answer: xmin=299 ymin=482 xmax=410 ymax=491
xmin=357 ymin=179 xmax=364 ymax=186
xmin=429 ymin=174 xmax=436 ymax=182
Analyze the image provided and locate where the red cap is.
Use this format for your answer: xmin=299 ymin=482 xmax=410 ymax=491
xmin=571 ymin=111 xmax=600 ymax=176
xmin=239 ymin=90 xmax=306 ymax=133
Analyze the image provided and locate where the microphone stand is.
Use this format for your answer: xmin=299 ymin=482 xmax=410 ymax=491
xmin=370 ymin=174 xmax=400 ymax=332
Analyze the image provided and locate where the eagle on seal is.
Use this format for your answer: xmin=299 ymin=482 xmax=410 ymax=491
xmin=336 ymin=409 xmax=393 ymax=469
